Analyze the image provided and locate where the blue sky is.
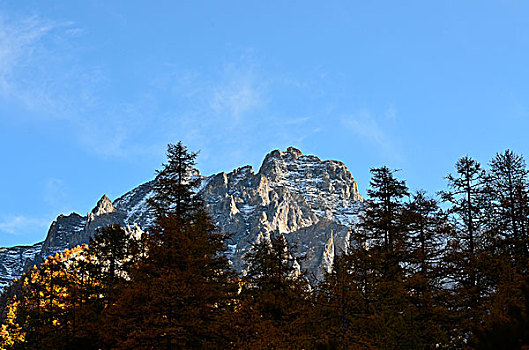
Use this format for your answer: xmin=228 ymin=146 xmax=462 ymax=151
xmin=1 ymin=1 xmax=528 ymax=246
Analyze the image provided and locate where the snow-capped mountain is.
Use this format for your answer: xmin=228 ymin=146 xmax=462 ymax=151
xmin=0 ymin=147 xmax=363 ymax=291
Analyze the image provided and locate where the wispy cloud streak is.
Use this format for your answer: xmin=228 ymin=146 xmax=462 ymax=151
xmin=0 ymin=16 xmax=54 ymax=89
xmin=341 ymin=107 xmax=402 ymax=161
xmin=0 ymin=214 xmax=49 ymax=236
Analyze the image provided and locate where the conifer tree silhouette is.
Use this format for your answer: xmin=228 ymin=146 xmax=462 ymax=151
xmin=108 ymin=142 xmax=237 ymax=349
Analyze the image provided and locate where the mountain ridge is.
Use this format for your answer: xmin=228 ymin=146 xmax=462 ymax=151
xmin=0 ymin=147 xmax=364 ymax=291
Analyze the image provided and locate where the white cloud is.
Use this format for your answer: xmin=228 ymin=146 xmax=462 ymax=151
xmin=0 ymin=14 xmax=95 ymax=123
xmin=0 ymin=214 xmax=49 ymax=236
xmin=164 ymin=62 xmax=266 ymax=121
xmin=282 ymin=116 xmax=310 ymax=125
xmin=341 ymin=109 xmax=402 ymax=161
xmin=0 ymin=16 xmax=53 ymax=84
xmin=0 ymin=15 xmax=55 ymax=101
xmin=210 ymin=73 xmax=263 ymax=122
xmin=211 ymin=83 xmax=262 ymax=121
xmin=342 ymin=110 xmax=386 ymax=143
xmin=0 ymin=16 xmax=326 ymax=166
xmin=0 ymin=13 xmax=131 ymax=158
xmin=78 ymin=118 xmax=129 ymax=158
xmin=0 ymin=13 xmax=313 ymax=163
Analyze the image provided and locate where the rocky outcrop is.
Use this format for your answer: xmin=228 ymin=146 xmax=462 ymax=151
xmin=0 ymin=243 xmax=42 ymax=288
xmin=40 ymin=213 xmax=86 ymax=262
xmin=70 ymin=195 xmax=126 ymax=247
xmin=0 ymin=147 xmax=363 ymax=290
xmin=91 ymin=195 xmax=114 ymax=216
xmin=200 ymin=147 xmax=363 ymax=278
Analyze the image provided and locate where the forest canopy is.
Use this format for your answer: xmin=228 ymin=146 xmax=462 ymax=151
xmin=2 ymin=144 xmax=529 ymax=349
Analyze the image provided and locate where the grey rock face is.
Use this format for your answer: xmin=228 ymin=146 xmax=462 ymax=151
xmin=0 ymin=147 xmax=364 ymax=290
xmin=0 ymin=243 xmax=42 ymax=288
xmin=70 ymin=195 xmax=126 ymax=247
xmin=113 ymin=181 xmax=155 ymax=229
xmin=41 ymin=213 xmax=86 ymax=261
xmin=91 ymin=194 xmax=115 ymax=216
xmin=201 ymin=147 xmax=363 ymax=279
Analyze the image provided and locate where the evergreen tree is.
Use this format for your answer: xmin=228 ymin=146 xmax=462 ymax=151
xmin=357 ymin=167 xmax=415 ymax=348
xmin=403 ymin=191 xmax=453 ymax=347
xmin=313 ymin=240 xmax=378 ymax=349
xmin=363 ymin=165 xmax=409 ymax=292
xmin=236 ymin=234 xmax=311 ymax=348
xmin=147 ymin=142 xmax=201 ymax=221
xmin=364 ymin=166 xmax=409 ymax=260
xmin=87 ymin=224 xmax=134 ymax=284
xmin=473 ymin=151 xmax=529 ymax=346
xmin=440 ymin=156 xmax=486 ymax=288
xmin=314 ymin=167 xmax=417 ymax=348
xmin=74 ymin=224 xmax=138 ymax=348
xmin=440 ymin=156 xmax=489 ymax=343
xmin=487 ymin=150 xmax=529 ymax=267
xmin=405 ymin=191 xmax=447 ymax=278
xmin=107 ymin=142 xmax=237 ymax=349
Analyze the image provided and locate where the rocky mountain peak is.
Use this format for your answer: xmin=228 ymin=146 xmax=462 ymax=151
xmin=259 ymin=146 xmax=303 ymax=172
xmin=0 ymin=147 xmax=365 ymax=290
xmin=91 ymin=194 xmax=114 ymax=216
xmin=286 ymin=146 xmax=303 ymax=158
xmin=199 ymin=147 xmax=364 ymax=279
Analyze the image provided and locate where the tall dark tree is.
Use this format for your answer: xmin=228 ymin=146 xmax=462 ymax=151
xmin=439 ymin=156 xmax=489 ymax=343
xmin=405 ymin=191 xmax=447 ymax=277
xmin=365 ymin=167 xmax=409 ymax=249
xmin=107 ymin=142 xmax=237 ymax=349
xmin=403 ymin=191 xmax=453 ymax=346
xmin=358 ymin=167 xmax=415 ymax=347
xmin=313 ymin=238 xmax=379 ymax=349
xmin=487 ymin=150 xmax=529 ymax=266
xmin=472 ymin=151 xmax=529 ymax=345
xmin=362 ymin=166 xmax=409 ymax=276
xmin=236 ymin=234 xmax=311 ymax=349
xmin=147 ymin=142 xmax=201 ymax=221
xmin=440 ymin=156 xmax=487 ymax=289
xmin=314 ymin=167 xmax=416 ymax=348
xmin=87 ymin=224 xmax=136 ymax=286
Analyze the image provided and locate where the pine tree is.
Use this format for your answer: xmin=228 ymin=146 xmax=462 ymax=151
xmin=147 ymin=142 xmax=201 ymax=221
xmin=359 ymin=167 xmax=415 ymax=347
xmin=88 ymin=224 xmax=133 ymax=283
xmin=405 ymin=191 xmax=447 ymax=277
xmin=236 ymin=234 xmax=311 ymax=348
xmin=363 ymin=165 xmax=409 ymax=293
xmin=403 ymin=190 xmax=453 ymax=346
xmin=440 ymin=156 xmax=487 ymax=288
xmin=472 ymin=151 xmax=529 ymax=346
xmin=313 ymin=240 xmax=379 ymax=349
xmin=107 ymin=142 xmax=237 ymax=349
xmin=487 ymin=150 xmax=529 ymax=267
xmin=364 ymin=167 xmax=409 ymax=260
xmin=439 ymin=156 xmax=489 ymax=343
xmin=313 ymin=167 xmax=416 ymax=348
xmin=63 ymin=224 xmax=138 ymax=348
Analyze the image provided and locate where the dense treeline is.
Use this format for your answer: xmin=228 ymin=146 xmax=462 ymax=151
xmin=2 ymin=144 xmax=529 ymax=349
